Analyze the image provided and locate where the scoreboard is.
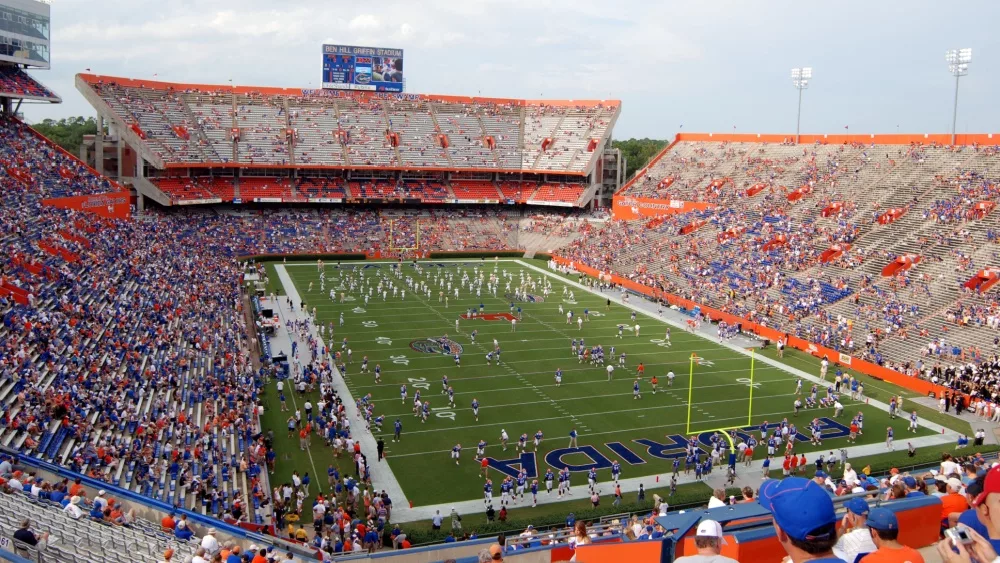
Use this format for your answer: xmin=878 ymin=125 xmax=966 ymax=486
xmin=322 ymin=44 xmax=404 ymax=92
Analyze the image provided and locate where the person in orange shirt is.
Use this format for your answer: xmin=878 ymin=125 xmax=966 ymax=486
xmin=939 ymin=478 xmax=969 ymax=526
xmin=251 ymin=547 xmax=268 ymax=563
xmin=862 ymin=508 xmax=924 ymax=563
xmin=68 ymin=478 xmax=85 ymax=498
xmin=161 ymin=512 xmax=176 ymax=531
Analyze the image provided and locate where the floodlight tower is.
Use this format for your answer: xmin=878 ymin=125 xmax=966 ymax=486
xmin=791 ymin=67 xmax=812 ymax=144
xmin=946 ymin=48 xmax=972 ymax=145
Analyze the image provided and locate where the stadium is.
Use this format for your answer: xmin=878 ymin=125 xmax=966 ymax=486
xmin=0 ymin=1 xmax=996 ymax=562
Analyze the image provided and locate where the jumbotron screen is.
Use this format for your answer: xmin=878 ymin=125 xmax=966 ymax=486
xmin=321 ymin=44 xmax=404 ymax=92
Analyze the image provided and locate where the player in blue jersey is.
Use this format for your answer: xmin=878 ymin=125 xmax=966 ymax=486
xmin=400 ymin=384 xmax=407 ymax=403
xmin=421 ymin=401 xmax=430 ymax=423
xmin=554 ymin=368 xmax=563 ymax=386
xmin=476 ymin=439 xmax=487 ymax=461
xmin=373 ymin=415 xmax=384 ymax=432
xmin=373 ymin=363 xmax=381 ymax=383
xmin=759 ymin=421 xmax=769 ymax=440
xmin=531 ymin=479 xmax=539 ymax=507
xmin=471 ymin=329 xmax=477 ymax=344
xmin=886 ymin=426 xmax=894 ymax=450
xmin=534 ymin=430 xmax=543 ymax=452
xmin=441 ymin=375 xmax=449 ymax=394
xmin=611 ymin=460 xmax=621 ymax=483
xmin=856 ymin=411 xmax=864 ymax=435
xmin=517 ymin=433 xmax=528 ymax=452
xmin=471 ymin=398 xmax=480 ymax=421
xmin=516 ymin=471 xmax=527 ymax=502
xmin=587 ymin=468 xmax=598 ymax=493
xmin=454 ymin=353 xmax=461 ymax=367
xmin=451 ymin=443 xmax=462 ymax=465
xmin=694 ymin=458 xmax=704 ymax=480
xmin=361 ymin=356 xmax=369 ymax=373
xmin=393 ymin=419 xmax=402 ymax=442
xmin=888 ymin=396 xmax=897 ymax=419
xmin=500 ymin=477 xmax=512 ymax=506
xmin=909 ymin=410 xmax=918 ymax=432
xmin=486 ymin=351 xmax=495 ymax=366
xmin=447 ymin=386 xmax=455 ymax=408
xmin=633 ymin=379 xmax=642 ymax=400
xmin=571 ymin=339 xmax=578 ymax=355
xmin=544 ymin=469 xmax=555 ymax=493
xmin=483 ymin=479 xmax=494 ymax=505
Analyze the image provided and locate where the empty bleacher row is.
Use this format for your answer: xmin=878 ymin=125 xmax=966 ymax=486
xmin=79 ymin=75 xmax=618 ymax=174
xmin=570 ymin=139 xmax=1000 ymax=373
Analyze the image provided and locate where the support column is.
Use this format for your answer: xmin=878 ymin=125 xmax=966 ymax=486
xmin=117 ymin=136 xmax=123 ymax=179
xmin=96 ymin=114 xmax=105 ymax=175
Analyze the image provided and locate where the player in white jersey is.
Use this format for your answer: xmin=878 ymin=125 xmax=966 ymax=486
xmin=500 ymin=429 xmax=509 ymax=451
xmin=606 ymin=364 xmax=615 ymax=381
xmin=667 ymin=371 xmax=675 ymax=386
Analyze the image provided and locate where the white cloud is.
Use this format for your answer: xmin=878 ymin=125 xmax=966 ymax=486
xmin=21 ymin=0 xmax=1000 ymax=138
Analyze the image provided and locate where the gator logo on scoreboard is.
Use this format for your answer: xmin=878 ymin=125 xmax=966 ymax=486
xmin=504 ymin=293 xmax=545 ymax=303
xmin=460 ymin=313 xmax=517 ymax=322
xmin=410 ymin=337 xmax=464 ymax=356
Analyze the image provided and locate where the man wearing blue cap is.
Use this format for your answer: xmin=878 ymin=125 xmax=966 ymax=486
xmin=901 ymin=475 xmax=925 ymax=498
xmin=865 ymin=507 xmax=924 ymax=562
xmin=833 ymin=498 xmax=877 ymax=563
xmin=758 ymin=477 xmax=846 ymax=562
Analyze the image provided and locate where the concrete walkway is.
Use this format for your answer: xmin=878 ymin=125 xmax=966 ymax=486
xmin=267 ymin=259 xmax=960 ymax=524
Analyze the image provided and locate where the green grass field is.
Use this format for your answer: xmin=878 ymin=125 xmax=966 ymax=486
xmin=261 ymin=258 xmax=940 ymax=510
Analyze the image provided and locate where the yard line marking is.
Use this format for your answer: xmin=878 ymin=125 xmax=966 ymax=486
xmin=396 ymin=390 xmax=818 ymax=436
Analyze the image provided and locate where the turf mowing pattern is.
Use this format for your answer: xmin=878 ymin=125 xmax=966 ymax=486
xmin=264 ymin=259 xmax=936 ymax=507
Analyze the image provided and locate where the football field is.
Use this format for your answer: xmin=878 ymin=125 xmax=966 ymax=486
xmin=267 ymin=258 xmax=937 ymax=507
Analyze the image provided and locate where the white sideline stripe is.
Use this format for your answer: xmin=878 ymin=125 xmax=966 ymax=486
xmin=274 ymin=264 xmax=410 ymax=505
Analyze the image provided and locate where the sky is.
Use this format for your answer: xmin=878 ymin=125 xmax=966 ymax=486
xmin=20 ymin=0 xmax=1000 ymax=139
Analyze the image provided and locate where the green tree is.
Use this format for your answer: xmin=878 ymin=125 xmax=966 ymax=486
xmin=31 ymin=116 xmax=98 ymax=154
xmin=611 ymin=138 xmax=671 ymax=182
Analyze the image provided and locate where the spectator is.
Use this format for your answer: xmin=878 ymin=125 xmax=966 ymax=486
xmin=674 ymin=520 xmax=738 ymax=563
xmin=488 ymin=543 xmax=504 ymax=561
xmin=708 ymin=488 xmax=727 ymax=509
xmin=957 ymin=468 xmax=1000 ymax=553
xmin=191 ymin=547 xmax=209 ymax=563
xmin=942 ymin=478 xmax=971 ymax=527
xmin=758 ymin=477 xmax=842 ymax=563
xmin=63 ymin=496 xmax=83 ymax=520
xmin=201 ymin=528 xmax=221 ymax=556
xmin=833 ymin=498 xmax=877 ymax=562
xmin=160 ymin=548 xmax=174 ymax=563
xmin=864 ymin=507 xmax=924 ymax=563
xmin=13 ymin=519 xmax=47 ymax=549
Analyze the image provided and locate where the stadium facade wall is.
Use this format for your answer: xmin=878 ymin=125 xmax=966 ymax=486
xmin=610 ymin=196 xmax=714 ymax=220
xmin=551 ymin=256 xmax=947 ymax=399
xmin=41 ymin=191 xmax=131 ymax=219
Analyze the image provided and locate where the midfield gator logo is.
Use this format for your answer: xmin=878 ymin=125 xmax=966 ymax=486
xmin=410 ymin=337 xmax=464 ymax=356
xmin=460 ymin=313 xmax=517 ymax=322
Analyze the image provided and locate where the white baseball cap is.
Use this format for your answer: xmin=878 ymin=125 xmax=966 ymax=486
xmin=695 ymin=520 xmax=727 ymax=544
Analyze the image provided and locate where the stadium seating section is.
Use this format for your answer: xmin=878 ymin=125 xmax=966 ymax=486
xmin=79 ymin=75 xmax=619 ymax=176
xmin=566 ymin=139 xmax=1000 ymax=371
xmin=0 ymin=66 xmax=59 ymax=101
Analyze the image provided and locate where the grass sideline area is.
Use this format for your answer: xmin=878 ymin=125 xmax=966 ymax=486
xmin=257 ymin=258 xmax=949 ymax=516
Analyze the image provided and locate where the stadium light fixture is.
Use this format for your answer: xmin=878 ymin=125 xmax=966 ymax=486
xmin=946 ymin=48 xmax=972 ymax=145
xmin=791 ymin=67 xmax=812 ymax=144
